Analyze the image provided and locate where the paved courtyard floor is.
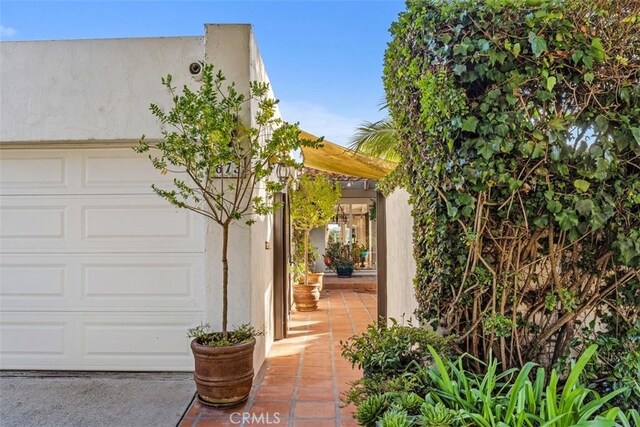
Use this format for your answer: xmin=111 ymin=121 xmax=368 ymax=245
xmin=179 ymin=289 xmax=377 ymax=426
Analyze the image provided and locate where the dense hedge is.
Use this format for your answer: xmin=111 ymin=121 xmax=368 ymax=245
xmin=384 ymin=0 xmax=639 ymax=369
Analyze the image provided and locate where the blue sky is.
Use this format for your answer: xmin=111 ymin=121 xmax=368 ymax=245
xmin=0 ymin=0 xmax=405 ymax=145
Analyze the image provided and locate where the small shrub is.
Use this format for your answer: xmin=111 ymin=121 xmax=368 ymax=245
xmin=393 ymin=392 xmax=424 ymax=416
xmin=379 ymin=408 xmax=412 ymax=427
xmin=418 ymin=403 xmax=457 ymax=427
xmin=356 ymin=394 xmax=391 ymax=427
xmin=341 ymin=319 xmax=452 ymax=377
xmin=187 ymin=322 xmax=261 ymax=347
xmin=342 ymin=370 xmax=432 ymax=408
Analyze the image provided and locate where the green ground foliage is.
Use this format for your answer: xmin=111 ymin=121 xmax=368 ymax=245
xmin=354 ymin=345 xmax=640 ymax=427
xmin=383 ymin=0 xmax=640 ymax=376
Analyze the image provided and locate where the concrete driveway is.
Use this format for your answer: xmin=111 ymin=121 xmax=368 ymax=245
xmin=0 ymin=372 xmax=195 ymax=427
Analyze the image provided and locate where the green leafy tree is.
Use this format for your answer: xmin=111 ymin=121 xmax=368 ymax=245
xmin=290 ymin=173 xmax=342 ymax=285
xmin=135 ymin=64 xmax=318 ymax=337
xmin=384 ymin=0 xmax=640 ymax=369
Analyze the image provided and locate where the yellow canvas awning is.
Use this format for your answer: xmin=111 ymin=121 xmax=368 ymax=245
xmin=299 ymin=130 xmax=397 ymax=180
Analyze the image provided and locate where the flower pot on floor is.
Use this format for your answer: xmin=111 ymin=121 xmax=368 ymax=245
xmin=191 ymin=338 xmax=256 ymax=407
xmin=307 ymin=272 xmax=325 ymax=292
xmin=336 ymin=265 xmax=354 ymax=278
xmin=293 ymin=283 xmax=321 ymax=311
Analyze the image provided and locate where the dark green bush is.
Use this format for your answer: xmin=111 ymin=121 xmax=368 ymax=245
xmin=384 ymin=0 xmax=640 ymax=370
xmin=568 ymin=320 xmax=640 ymax=411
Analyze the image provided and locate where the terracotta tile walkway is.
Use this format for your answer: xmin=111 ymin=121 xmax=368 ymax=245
xmin=179 ymin=289 xmax=377 ymax=426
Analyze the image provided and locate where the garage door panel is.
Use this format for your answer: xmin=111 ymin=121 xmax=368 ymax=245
xmin=1 ymin=148 xmax=178 ymax=195
xmin=1 ymin=196 xmax=204 ymax=252
xmin=1 ymin=254 xmax=204 ymax=311
xmin=80 ymin=258 xmax=204 ymax=308
xmin=82 ymin=150 xmax=175 ymax=190
xmin=83 ymin=205 xmax=190 ymax=239
xmin=83 ymin=323 xmax=191 ymax=357
xmin=83 ymin=264 xmax=191 ymax=297
xmin=0 ymin=313 xmax=200 ymax=370
xmin=0 ymin=155 xmax=67 ymax=191
xmin=0 ymin=322 xmax=67 ymax=355
xmin=0 ymin=206 xmax=66 ymax=239
xmin=0 ymin=264 xmax=66 ymax=296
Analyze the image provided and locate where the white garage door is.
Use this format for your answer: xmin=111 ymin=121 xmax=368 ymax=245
xmin=0 ymin=146 xmax=205 ymax=371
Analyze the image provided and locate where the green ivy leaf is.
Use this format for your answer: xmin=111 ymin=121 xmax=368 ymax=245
xmin=631 ymin=127 xmax=640 ymax=144
xmin=478 ymin=144 xmax=494 ymax=160
xmin=446 ymin=202 xmax=458 ymax=218
xmin=453 ymin=64 xmax=467 ymax=76
xmin=591 ymin=37 xmax=605 ymax=62
xmin=595 ymin=115 xmax=609 ymax=132
xmin=533 ymin=216 xmax=548 ymax=228
xmin=528 ymin=32 xmax=547 ymax=57
xmin=555 ymin=210 xmax=579 ymax=231
xmin=575 ymin=199 xmax=594 ymax=216
xmin=584 ymin=72 xmax=594 ymax=84
xmin=583 ymin=55 xmax=594 ymax=69
xmin=572 ymin=50 xmax=583 ymax=64
xmin=574 ymin=179 xmax=591 ymax=193
xmin=547 ymin=200 xmax=563 ymax=213
xmin=462 ymin=116 xmax=479 ymax=132
xmin=548 ymin=117 xmax=565 ymax=131
xmin=512 ymin=42 xmax=521 ymax=57
xmin=546 ymin=76 xmax=557 ymax=91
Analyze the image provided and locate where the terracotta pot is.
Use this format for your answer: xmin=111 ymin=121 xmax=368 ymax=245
xmin=191 ymin=338 xmax=256 ymax=407
xmin=293 ymin=283 xmax=320 ymax=311
xmin=307 ymin=272 xmax=325 ymax=292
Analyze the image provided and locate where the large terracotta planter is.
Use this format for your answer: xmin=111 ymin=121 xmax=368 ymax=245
xmin=191 ymin=338 xmax=256 ymax=407
xmin=293 ymin=283 xmax=321 ymax=311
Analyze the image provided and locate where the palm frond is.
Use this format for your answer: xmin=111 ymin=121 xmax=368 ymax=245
xmin=348 ymin=117 xmax=400 ymax=162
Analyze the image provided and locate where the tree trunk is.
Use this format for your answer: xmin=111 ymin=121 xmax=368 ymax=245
xmin=304 ymin=229 xmax=310 ymax=286
xmin=222 ymin=222 xmax=230 ymax=337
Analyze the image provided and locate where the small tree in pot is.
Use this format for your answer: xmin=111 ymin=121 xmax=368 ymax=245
xmin=290 ymin=173 xmax=342 ymax=310
xmin=135 ymin=64 xmax=317 ymax=406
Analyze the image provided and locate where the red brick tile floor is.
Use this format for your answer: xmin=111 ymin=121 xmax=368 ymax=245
xmin=179 ymin=289 xmax=377 ymax=426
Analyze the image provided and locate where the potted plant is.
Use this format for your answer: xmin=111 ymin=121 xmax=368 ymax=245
xmin=290 ymin=173 xmax=341 ymax=311
xmin=292 ymin=229 xmax=324 ymax=289
xmin=135 ymin=64 xmax=317 ymax=406
xmin=324 ymin=241 xmax=355 ymax=278
xmin=353 ymin=243 xmax=368 ymax=268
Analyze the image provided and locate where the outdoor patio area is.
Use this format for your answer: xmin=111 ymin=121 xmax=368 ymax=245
xmin=179 ymin=289 xmax=377 ymax=426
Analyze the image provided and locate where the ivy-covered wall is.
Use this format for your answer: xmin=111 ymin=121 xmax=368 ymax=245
xmin=384 ymin=0 xmax=639 ymax=368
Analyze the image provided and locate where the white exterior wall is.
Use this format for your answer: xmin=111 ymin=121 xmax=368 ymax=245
xmin=249 ymin=28 xmax=276 ymax=368
xmin=0 ymin=37 xmax=203 ymax=143
xmin=310 ymin=228 xmax=326 ymax=272
xmin=385 ymin=189 xmax=419 ymax=323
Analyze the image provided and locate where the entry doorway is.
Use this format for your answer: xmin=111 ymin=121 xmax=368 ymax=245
xmin=273 ymin=187 xmax=387 ymax=339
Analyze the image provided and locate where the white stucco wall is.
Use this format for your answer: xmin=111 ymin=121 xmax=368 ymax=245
xmin=203 ymin=24 xmax=278 ymax=368
xmin=0 ymin=37 xmax=203 ymax=143
xmin=310 ymin=228 xmax=326 ymax=272
xmin=386 ymin=188 xmax=419 ymax=323
xmin=248 ymin=28 xmax=279 ymax=368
